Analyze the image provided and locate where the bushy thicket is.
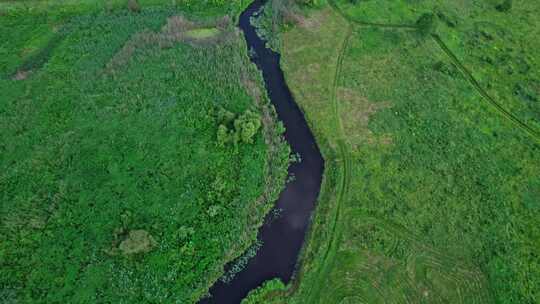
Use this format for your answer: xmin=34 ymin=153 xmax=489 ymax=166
xmin=416 ymin=13 xmax=438 ymax=36
xmin=216 ymin=107 xmax=262 ymax=146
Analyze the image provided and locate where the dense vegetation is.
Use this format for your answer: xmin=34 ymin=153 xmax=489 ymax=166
xmin=0 ymin=2 xmax=290 ymax=303
xmin=247 ymin=0 xmax=539 ymax=303
xmin=0 ymin=0 xmax=251 ymax=79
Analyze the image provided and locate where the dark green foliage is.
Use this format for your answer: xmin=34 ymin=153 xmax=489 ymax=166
xmin=416 ymin=13 xmax=437 ymax=36
xmin=216 ymin=108 xmax=262 ymax=146
xmin=436 ymin=11 xmax=457 ymax=28
xmin=241 ymin=278 xmax=287 ymax=304
xmin=496 ymin=0 xmax=513 ymax=12
xmin=0 ymin=5 xmax=289 ymax=303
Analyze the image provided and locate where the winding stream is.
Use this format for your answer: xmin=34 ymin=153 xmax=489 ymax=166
xmin=200 ymin=0 xmax=324 ymax=303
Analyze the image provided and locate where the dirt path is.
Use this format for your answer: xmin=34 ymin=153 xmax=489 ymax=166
xmin=432 ymin=35 xmax=540 ymax=142
xmin=328 ymin=0 xmax=539 ymax=142
xmin=304 ymin=1 xmax=515 ymax=302
xmin=305 ymin=16 xmax=353 ymax=303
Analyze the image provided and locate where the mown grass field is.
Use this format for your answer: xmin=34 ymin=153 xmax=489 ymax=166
xmin=0 ymin=1 xmax=290 ymax=303
xmin=244 ymin=0 xmax=539 ymax=303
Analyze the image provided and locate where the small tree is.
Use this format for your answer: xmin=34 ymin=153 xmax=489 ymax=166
xmin=496 ymin=0 xmax=512 ymax=12
xmin=416 ymin=13 xmax=437 ymax=37
xmin=234 ymin=110 xmax=261 ymax=144
xmin=217 ymin=124 xmax=230 ymax=147
xmin=217 ymin=106 xmax=235 ymax=125
xmin=240 ymin=121 xmax=258 ymax=144
xmin=216 ymin=109 xmax=261 ymax=147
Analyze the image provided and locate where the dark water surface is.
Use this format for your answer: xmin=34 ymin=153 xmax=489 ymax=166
xmin=199 ymin=0 xmax=324 ymax=303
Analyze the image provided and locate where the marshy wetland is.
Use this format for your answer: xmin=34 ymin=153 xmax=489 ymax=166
xmin=1 ymin=0 xmax=539 ymax=303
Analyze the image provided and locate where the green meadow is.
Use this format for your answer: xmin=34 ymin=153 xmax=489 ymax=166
xmin=244 ymin=0 xmax=539 ymax=303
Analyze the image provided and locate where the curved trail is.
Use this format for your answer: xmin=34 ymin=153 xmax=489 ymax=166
xmin=328 ymin=0 xmax=416 ymax=29
xmin=329 ymin=0 xmax=539 ymax=142
xmin=431 ymin=35 xmax=540 ymax=141
xmin=305 ymin=17 xmax=354 ymax=303
xmin=202 ymin=1 xmax=536 ymax=302
xmin=303 ymin=1 xmax=509 ymax=302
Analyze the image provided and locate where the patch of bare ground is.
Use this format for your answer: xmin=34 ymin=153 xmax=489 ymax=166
xmin=337 ymin=87 xmax=392 ymax=148
xmin=105 ymin=227 xmax=156 ymax=256
xmin=161 ymin=15 xmax=196 ymax=37
xmin=292 ymin=9 xmax=330 ymax=32
xmin=12 ymin=70 xmax=32 ymax=80
xmin=296 ymin=63 xmax=320 ymax=85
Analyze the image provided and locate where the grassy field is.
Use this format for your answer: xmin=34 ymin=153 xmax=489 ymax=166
xmin=244 ymin=0 xmax=539 ymax=303
xmin=0 ymin=2 xmax=290 ymax=303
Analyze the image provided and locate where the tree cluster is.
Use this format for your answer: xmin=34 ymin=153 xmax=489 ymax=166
xmin=216 ymin=107 xmax=262 ymax=147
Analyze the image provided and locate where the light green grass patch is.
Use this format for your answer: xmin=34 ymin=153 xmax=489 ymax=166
xmin=185 ymin=27 xmax=220 ymax=39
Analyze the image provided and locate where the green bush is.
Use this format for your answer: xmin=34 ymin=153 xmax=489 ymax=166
xmin=416 ymin=13 xmax=438 ymax=36
xmin=496 ymin=0 xmax=513 ymax=12
xmin=127 ymin=0 xmax=141 ymax=13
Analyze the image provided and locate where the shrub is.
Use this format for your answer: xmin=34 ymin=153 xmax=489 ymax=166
xmin=416 ymin=13 xmax=438 ymax=36
xmin=234 ymin=110 xmax=262 ymax=144
xmin=496 ymin=0 xmax=512 ymax=12
xmin=127 ymin=0 xmax=141 ymax=13
xmin=217 ymin=124 xmax=231 ymax=146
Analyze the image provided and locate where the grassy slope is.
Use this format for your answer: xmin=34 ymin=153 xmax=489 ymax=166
xmin=245 ymin=1 xmax=539 ymax=303
xmin=0 ymin=3 xmax=289 ymax=303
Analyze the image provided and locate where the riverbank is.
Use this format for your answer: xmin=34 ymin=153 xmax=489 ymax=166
xmin=200 ymin=0 xmax=324 ymax=302
xmin=244 ymin=1 xmax=540 ymax=303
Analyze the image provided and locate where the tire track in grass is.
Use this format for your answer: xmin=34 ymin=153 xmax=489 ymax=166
xmin=431 ymin=34 xmax=540 ymax=142
xmin=6 ymin=27 xmax=66 ymax=80
xmin=292 ymin=1 xmax=522 ymax=302
xmin=305 ymin=16 xmax=353 ymax=303
xmin=329 ymin=0 xmax=539 ymax=142
xmin=306 ymin=2 xmax=415 ymax=302
xmin=328 ymin=0 xmax=417 ymax=30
